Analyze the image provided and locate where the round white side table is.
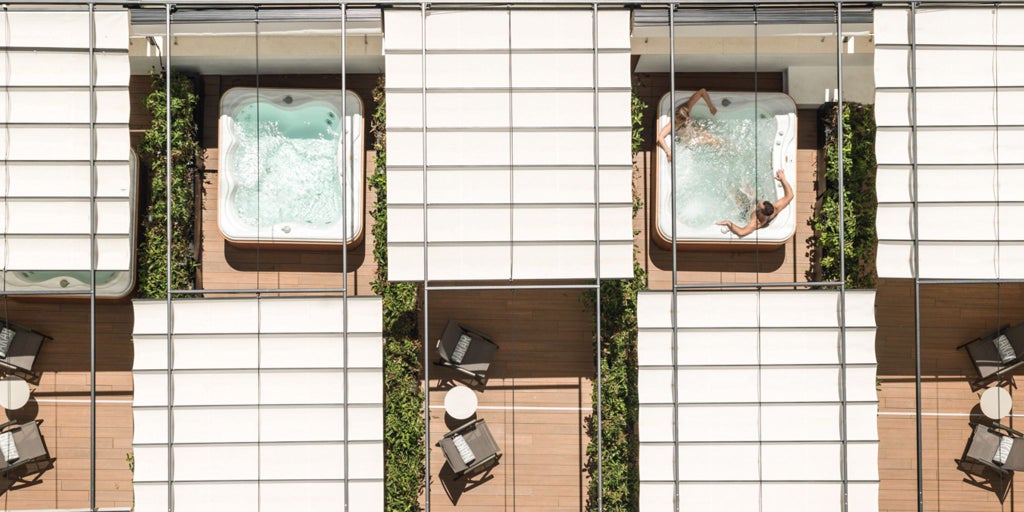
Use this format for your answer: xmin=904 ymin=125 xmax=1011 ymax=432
xmin=444 ymin=386 xmax=478 ymax=420
xmin=0 ymin=377 xmax=30 ymax=410
xmin=981 ymin=386 xmax=1013 ymax=420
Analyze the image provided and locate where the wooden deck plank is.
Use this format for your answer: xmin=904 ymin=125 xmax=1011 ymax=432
xmin=877 ymin=280 xmax=1024 ymax=511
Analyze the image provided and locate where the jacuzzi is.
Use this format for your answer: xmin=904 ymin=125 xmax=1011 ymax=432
xmin=3 ymin=150 xmax=138 ymax=297
xmin=653 ymin=91 xmax=797 ymax=250
xmin=218 ymin=87 xmax=363 ymax=245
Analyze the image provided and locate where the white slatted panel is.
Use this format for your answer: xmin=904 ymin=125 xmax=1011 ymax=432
xmin=131 ymin=297 xmax=384 ymax=512
xmin=383 ymin=9 xmax=633 ymax=281
xmin=875 ymin=7 xmax=1022 ymax=279
xmin=0 ymin=9 xmax=135 ymax=296
xmin=638 ymin=290 xmax=879 ymax=512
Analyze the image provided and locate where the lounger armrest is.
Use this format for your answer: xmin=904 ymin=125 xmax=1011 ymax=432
xmin=442 ymin=418 xmax=482 ymax=440
xmin=992 ymin=422 xmax=1024 ymax=438
xmin=459 ymin=324 xmax=497 ymax=346
xmin=0 ymin=420 xmax=16 ymax=432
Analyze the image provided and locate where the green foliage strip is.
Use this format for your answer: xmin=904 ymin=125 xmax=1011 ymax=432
xmin=371 ymin=78 xmax=426 ymax=511
xmin=584 ymin=89 xmax=648 ymax=511
xmin=137 ymin=71 xmax=199 ymax=298
xmin=812 ymin=103 xmax=878 ymax=288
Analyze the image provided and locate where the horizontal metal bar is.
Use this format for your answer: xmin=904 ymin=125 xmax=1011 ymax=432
xmin=639 ymin=400 xmax=879 ymax=407
xmin=132 ymin=402 xmax=382 ymax=409
xmin=0 ymin=122 xmax=129 ymax=127
xmin=0 ymin=289 xmax=118 ymax=296
xmin=917 ymin=278 xmax=1024 ymax=285
xmin=131 ymin=439 xmax=382 ymax=447
xmin=385 ymin=164 xmax=634 ymax=171
xmin=19 ymin=0 xmax=1024 ymax=6
xmin=133 ymin=478 xmax=384 ymax=484
xmin=639 ymin=325 xmax=875 ymax=332
xmin=0 ymin=46 xmax=128 ymax=53
xmin=384 ymin=48 xmax=632 ymax=55
xmin=879 ymin=239 xmax=1024 ymax=243
xmin=387 ymin=201 xmax=634 ymax=208
xmin=132 ymin=367 xmax=381 ymax=373
xmin=673 ymin=281 xmax=844 ymax=290
xmin=666 ymin=439 xmax=880 ymax=445
xmin=169 ymin=288 xmax=349 ymax=295
xmin=385 ymin=86 xmax=633 ymax=94
xmin=386 ymin=126 xmax=632 ymax=132
xmin=638 ymin=478 xmax=881 ymax=484
xmin=875 ymin=43 xmax=1024 ymax=50
xmin=639 ymin=362 xmax=877 ymax=369
xmin=389 ymin=239 xmax=635 ymax=246
xmin=425 ymin=283 xmax=600 ymax=291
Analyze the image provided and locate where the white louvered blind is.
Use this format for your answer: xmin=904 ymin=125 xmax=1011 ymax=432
xmin=875 ymin=7 xmax=1024 ymax=279
xmin=0 ymin=8 xmax=135 ymax=296
xmin=638 ymin=290 xmax=879 ymax=512
xmin=383 ymin=9 xmax=634 ymax=281
xmin=131 ymin=297 xmax=384 ymax=512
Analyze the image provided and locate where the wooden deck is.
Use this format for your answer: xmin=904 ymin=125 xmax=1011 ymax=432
xmin=422 ymin=289 xmax=594 ymax=511
xmin=633 ymin=72 xmax=817 ymax=288
xmin=0 ymin=300 xmax=134 ymax=511
xmin=877 ymin=279 xmax=1024 ymax=511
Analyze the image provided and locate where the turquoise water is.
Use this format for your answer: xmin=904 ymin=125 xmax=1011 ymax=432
xmin=229 ymin=101 xmax=343 ymax=227
xmin=670 ymin=107 xmax=779 ymax=228
xmin=16 ymin=271 xmax=119 ymax=285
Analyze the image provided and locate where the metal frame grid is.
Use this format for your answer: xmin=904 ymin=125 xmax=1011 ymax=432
xmin=401 ymin=5 xmax=613 ymax=509
xmin=648 ymin=4 xmax=856 ymax=511
xmin=2 ymin=2 xmax=1021 ymax=512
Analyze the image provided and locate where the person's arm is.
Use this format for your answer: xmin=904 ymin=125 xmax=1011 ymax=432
xmin=685 ymin=88 xmax=718 ymax=115
xmin=770 ymin=169 xmax=794 ymax=217
xmin=716 ymin=212 xmax=759 ymax=237
xmin=655 ymin=119 xmax=672 ymax=162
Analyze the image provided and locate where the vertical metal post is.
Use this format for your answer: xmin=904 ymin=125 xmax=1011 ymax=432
xmin=164 ymin=4 xmax=174 ymax=512
xmin=340 ymin=3 xmax=350 ymax=510
xmin=88 ymin=3 xmax=97 ymax=510
xmin=835 ymin=4 xmax=850 ymax=512
xmin=421 ymin=3 xmax=431 ymax=511
xmin=592 ymin=3 xmax=603 ymax=510
xmin=667 ymin=4 xmax=679 ymax=511
xmin=908 ymin=4 xmax=924 ymax=512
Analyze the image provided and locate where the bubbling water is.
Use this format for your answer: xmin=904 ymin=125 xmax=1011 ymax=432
xmin=229 ymin=101 xmax=343 ymax=228
xmin=671 ymin=108 xmax=778 ymax=228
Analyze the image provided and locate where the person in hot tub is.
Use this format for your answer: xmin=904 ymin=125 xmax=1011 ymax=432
xmin=716 ymin=169 xmax=794 ymax=237
xmin=655 ymin=88 xmax=722 ymax=161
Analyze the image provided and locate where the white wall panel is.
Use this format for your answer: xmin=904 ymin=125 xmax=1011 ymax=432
xmin=384 ymin=9 xmax=633 ymax=281
xmin=132 ymin=297 xmax=384 ymax=511
xmin=639 ymin=291 xmax=879 ymax=511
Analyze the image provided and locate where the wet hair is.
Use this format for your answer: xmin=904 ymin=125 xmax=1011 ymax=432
xmin=756 ymin=201 xmax=775 ymax=224
xmin=674 ymin=106 xmax=691 ymax=126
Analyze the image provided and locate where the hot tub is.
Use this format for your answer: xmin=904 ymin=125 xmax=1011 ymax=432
xmin=653 ymin=91 xmax=797 ymax=250
xmin=218 ymin=87 xmax=363 ymax=245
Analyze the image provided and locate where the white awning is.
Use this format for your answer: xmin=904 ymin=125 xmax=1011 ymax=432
xmin=637 ymin=290 xmax=879 ymax=512
xmin=874 ymin=7 xmax=1024 ymax=279
xmin=0 ymin=8 xmax=135 ymax=296
xmin=131 ymin=296 xmax=384 ymax=512
xmin=383 ymin=9 xmax=634 ymax=281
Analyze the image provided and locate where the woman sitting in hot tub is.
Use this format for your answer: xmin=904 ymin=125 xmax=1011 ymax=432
xmin=655 ymin=88 xmax=723 ymax=161
xmin=716 ymin=169 xmax=794 ymax=237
